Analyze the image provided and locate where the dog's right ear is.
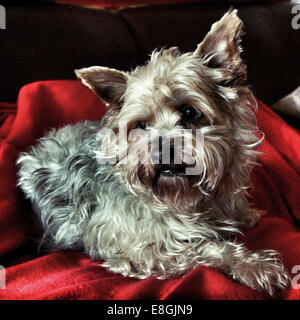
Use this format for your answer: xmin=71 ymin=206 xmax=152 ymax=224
xmin=75 ymin=66 xmax=128 ymax=107
xmin=194 ymin=9 xmax=246 ymax=86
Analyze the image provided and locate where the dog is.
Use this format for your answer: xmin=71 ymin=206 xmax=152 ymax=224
xmin=17 ymin=9 xmax=290 ymax=296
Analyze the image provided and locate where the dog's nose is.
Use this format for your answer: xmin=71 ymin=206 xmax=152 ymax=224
xmin=151 ymin=137 xmax=175 ymax=165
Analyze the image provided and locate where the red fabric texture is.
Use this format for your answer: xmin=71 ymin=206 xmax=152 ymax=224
xmin=53 ymin=0 xmax=284 ymax=10
xmin=0 ymin=80 xmax=300 ymax=300
xmin=57 ymin=0 xmax=212 ymax=9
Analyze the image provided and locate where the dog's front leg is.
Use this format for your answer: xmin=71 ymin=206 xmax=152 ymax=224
xmin=196 ymin=240 xmax=290 ymax=296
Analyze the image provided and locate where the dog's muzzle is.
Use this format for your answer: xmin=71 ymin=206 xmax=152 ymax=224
xmin=151 ymin=137 xmax=186 ymax=176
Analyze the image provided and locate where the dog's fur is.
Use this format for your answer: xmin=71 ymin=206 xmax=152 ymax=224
xmin=17 ymin=10 xmax=290 ymax=295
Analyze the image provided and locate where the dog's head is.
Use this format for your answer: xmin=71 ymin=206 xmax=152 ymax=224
xmin=75 ymin=9 xmax=261 ymax=212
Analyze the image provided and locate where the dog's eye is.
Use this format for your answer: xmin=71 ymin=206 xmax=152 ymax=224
xmin=181 ymin=106 xmax=202 ymax=123
xmin=136 ymin=121 xmax=147 ymax=130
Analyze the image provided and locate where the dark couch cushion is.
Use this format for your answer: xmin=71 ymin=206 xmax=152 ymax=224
xmin=119 ymin=1 xmax=300 ymax=106
xmin=1 ymin=1 xmax=299 ymax=108
xmin=0 ymin=3 xmax=143 ymax=102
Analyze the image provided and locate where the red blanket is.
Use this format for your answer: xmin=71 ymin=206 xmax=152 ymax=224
xmin=0 ymin=80 xmax=300 ymax=300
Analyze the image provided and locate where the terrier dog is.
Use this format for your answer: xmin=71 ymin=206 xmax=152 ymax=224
xmin=17 ymin=10 xmax=290 ymax=296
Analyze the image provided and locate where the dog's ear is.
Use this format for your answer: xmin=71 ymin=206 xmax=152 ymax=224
xmin=75 ymin=66 xmax=128 ymax=107
xmin=194 ymin=9 xmax=246 ymax=85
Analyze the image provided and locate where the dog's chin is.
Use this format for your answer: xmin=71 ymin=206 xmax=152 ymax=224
xmin=155 ymin=170 xmax=187 ymax=188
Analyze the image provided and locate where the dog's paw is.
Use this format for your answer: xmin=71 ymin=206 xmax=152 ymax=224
xmin=231 ymin=249 xmax=290 ymax=296
xmin=102 ymin=258 xmax=151 ymax=279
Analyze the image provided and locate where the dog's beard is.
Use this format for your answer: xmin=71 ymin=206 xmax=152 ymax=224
xmin=136 ymin=163 xmax=203 ymax=212
xmin=96 ymin=125 xmax=234 ymax=212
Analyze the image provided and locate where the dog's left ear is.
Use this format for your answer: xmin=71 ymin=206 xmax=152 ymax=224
xmin=195 ymin=9 xmax=246 ymax=85
xmin=75 ymin=66 xmax=128 ymax=107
